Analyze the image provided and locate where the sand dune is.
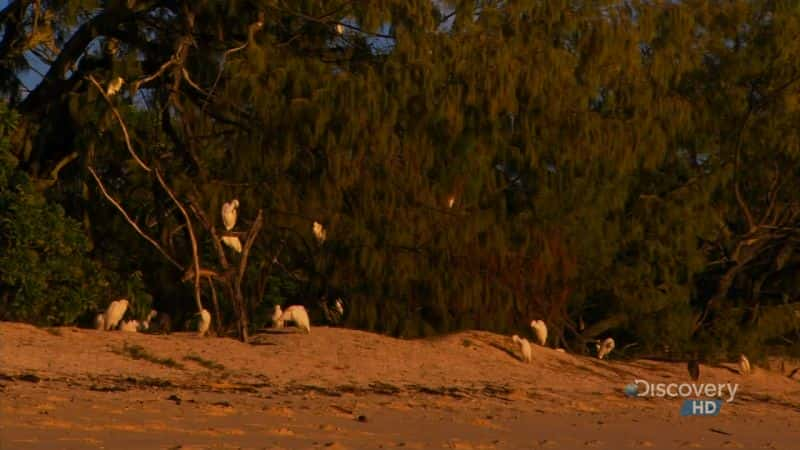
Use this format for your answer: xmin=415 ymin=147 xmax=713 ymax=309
xmin=1 ymin=322 xmax=799 ymax=449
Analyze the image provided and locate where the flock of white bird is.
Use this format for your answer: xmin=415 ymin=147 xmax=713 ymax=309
xmin=510 ymin=319 xmax=754 ymax=379
xmin=95 ymin=300 xmax=164 ymax=333
xmin=511 ymin=318 xmax=617 ymax=364
xmin=91 ymin=198 xmax=756 ymax=376
xmin=221 ymin=199 xmax=242 ymax=253
xmin=92 ymin=199 xmax=340 ymax=337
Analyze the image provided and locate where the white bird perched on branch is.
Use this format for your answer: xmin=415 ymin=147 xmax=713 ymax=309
xmin=512 ymin=335 xmax=532 ymax=363
xmin=221 ymin=235 xmax=242 ymax=253
xmin=106 ymin=76 xmax=124 ymax=97
xmin=530 ymin=319 xmax=548 ymax=346
xmin=739 ymin=354 xmax=751 ymax=375
xmin=596 ymin=337 xmax=615 ymax=360
xmin=221 ymin=199 xmax=239 ymax=231
xmin=313 ymin=221 xmax=326 ymax=244
xmin=272 ymin=304 xmax=311 ymax=333
xmin=335 ymin=298 xmax=344 ymax=316
xmin=103 ymin=299 xmax=129 ymax=331
xmin=197 ymin=308 xmax=211 ymax=337
xmin=119 ymin=320 xmax=140 ymax=332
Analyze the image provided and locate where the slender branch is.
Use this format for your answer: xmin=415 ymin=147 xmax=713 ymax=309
xmin=33 ymin=151 xmax=79 ymax=190
xmin=131 ymin=52 xmax=179 ymax=94
xmin=87 ymin=166 xmax=183 ymax=270
xmin=188 ymin=199 xmax=230 ymax=269
xmin=265 ymin=3 xmax=393 ymax=39
xmin=201 ymin=17 xmax=264 ymax=115
xmin=49 ymin=152 xmax=79 ymax=179
xmin=761 ymin=161 xmax=785 ymax=225
xmin=86 ymin=74 xmax=152 ymax=172
xmin=237 ymin=209 xmax=264 ymax=288
xmin=732 ymin=110 xmax=755 ymax=232
xmin=208 ymin=275 xmax=222 ymax=335
xmin=154 ymin=168 xmax=202 ymax=313
xmin=181 ymin=267 xmax=221 ymax=281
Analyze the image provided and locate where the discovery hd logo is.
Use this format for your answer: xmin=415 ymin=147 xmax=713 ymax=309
xmin=623 ymin=379 xmax=739 ymax=416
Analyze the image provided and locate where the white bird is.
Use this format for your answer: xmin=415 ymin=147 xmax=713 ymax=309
xmin=739 ymin=354 xmax=751 ymax=375
xmin=530 ymin=319 xmax=548 ymax=346
xmin=141 ymin=309 xmax=158 ymax=331
xmin=221 ymin=235 xmax=242 ymax=253
xmin=119 ymin=320 xmax=140 ymax=332
xmin=512 ymin=335 xmax=532 ymax=363
xmin=197 ymin=308 xmax=211 ymax=337
xmin=94 ymin=313 xmax=106 ymax=331
xmin=335 ymin=23 xmax=345 ymax=34
xmin=221 ymin=199 xmax=239 ymax=231
xmin=272 ymin=304 xmax=311 ymax=333
xmin=103 ymin=299 xmax=129 ymax=331
xmin=272 ymin=304 xmax=282 ymax=325
xmin=335 ymin=298 xmax=344 ymax=316
xmin=596 ymin=337 xmax=615 ymax=360
xmin=106 ymin=76 xmax=124 ymax=97
xmin=312 ymin=221 xmax=326 ymax=244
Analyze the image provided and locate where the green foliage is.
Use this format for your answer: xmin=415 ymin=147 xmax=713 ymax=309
xmin=0 ymin=102 xmax=111 ymax=325
xmin=123 ymin=271 xmax=154 ymax=321
xmin=3 ymin=1 xmax=800 ymax=359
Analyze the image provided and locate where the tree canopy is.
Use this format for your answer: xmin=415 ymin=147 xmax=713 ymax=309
xmin=2 ymin=0 xmax=800 ymax=359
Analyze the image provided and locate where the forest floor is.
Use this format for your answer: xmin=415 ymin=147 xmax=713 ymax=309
xmin=1 ymin=321 xmax=799 ymax=449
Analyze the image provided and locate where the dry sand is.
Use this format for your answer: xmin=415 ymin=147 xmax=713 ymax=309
xmin=1 ymin=321 xmax=799 ymax=449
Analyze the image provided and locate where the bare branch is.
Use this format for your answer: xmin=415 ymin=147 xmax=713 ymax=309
xmin=761 ymin=161 xmax=785 ymax=225
xmin=33 ymin=151 xmax=79 ymax=191
xmin=201 ymin=17 xmax=264 ymax=115
xmin=88 ymin=166 xmax=183 ymax=270
xmin=732 ymin=111 xmax=755 ymax=232
xmin=130 ymin=53 xmax=179 ymax=94
xmin=188 ymin=199 xmax=230 ymax=269
xmin=237 ymin=209 xmax=264 ymax=288
xmin=181 ymin=267 xmax=221 ymax=281
xmin=154 ymin=168 xmax=203 ymax=313
xmin=208 ymin=275 xmax=222 ymax=335
xmin=86 ymin=74 xmax=152 ymax=172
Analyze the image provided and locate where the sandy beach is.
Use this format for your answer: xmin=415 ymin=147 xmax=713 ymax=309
xmin=1 ymin=322 xmax=799 ymax=449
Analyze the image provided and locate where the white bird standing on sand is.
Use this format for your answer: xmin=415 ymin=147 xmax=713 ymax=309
xmin=530 ymin=319 xmax=548 ymax=346
xmin=197 ymin=308 xmax=211 ymax=337
xmin=272 ymin=304 xmax=311 ymax=334
xmin=103 ymin=299 xmax=129 ymax=331
xmin=512 ymin=335 xmax=532 ymax=363
xmin=141 ymin=309 xmax=158 ymax=331
xmin=313 ymin=221 xmax=326 ymax=244
xmin=739 ymin=354 xmax=752 ymax=375
xmin=596 ymin=337 xmax=615 ymax=360
xmin=221 ymin=199 xmax=239 ymax=231
xmin=221 ymin=235 xmax=242 ymax=253
xmin=95 ymin=313 xmax=106 ymax=330
xmin=119 ymin=320 xmax=140 ymax=332
xmin=106 ymin=76 xmax=124 ymax=97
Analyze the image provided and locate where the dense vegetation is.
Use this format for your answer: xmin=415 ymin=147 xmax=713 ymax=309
xmin=1 ymin=0 xmax=799 ymax=360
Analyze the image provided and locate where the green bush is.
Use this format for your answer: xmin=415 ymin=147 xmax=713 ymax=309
xmin=0 ymin=102 xmax=110 ymax=325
